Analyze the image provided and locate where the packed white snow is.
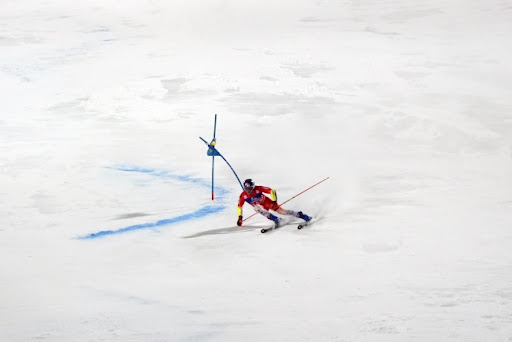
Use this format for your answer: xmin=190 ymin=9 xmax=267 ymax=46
xmin=1 ymin=0 xmax=511 ymax=341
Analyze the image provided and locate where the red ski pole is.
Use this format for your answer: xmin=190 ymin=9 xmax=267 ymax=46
xmin=242 ymin=176 xmax=330 ymax=222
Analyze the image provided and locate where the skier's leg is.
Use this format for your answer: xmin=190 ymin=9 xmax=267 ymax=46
xmin=266 ymin=198 xmax=294 ymax=216
xmin=275 ymin=206 xmax=311 ymax=222
xmin=254 ymin=205 xmax=281 ymax=225
xmin=275 ymin=206 xmax=297 ymax=216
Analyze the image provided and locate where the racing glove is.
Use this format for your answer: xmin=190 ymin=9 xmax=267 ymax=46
xmin=237 ymin=215 xmax=243 ymax=226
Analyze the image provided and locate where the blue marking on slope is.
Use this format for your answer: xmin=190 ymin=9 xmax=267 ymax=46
xmin=79 ymin=205 xmax=224 ymax=239
xmin=78 ymin=166 xmax=228 ymax=239
xmin=109 ymin=165 xmax=229 ymax=198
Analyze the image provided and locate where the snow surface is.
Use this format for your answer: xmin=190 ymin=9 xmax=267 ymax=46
xmin=1 ymin=0 xmax=512 ymax=341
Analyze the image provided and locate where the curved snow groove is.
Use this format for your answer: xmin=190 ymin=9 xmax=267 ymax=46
xmin=78 ymin=166 xmax=227 ymax=239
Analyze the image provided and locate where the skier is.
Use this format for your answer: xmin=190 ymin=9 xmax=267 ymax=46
xmin=236 ymin=178 xmax=312 ymax=227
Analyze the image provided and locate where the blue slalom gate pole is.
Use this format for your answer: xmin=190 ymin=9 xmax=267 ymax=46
xmin=211 ymin=153 xmax=215 ymax=200
xmin=200 ymin=114 xmax=243 ymax=200
xmin=211 ymin=114 xmax=217 ymax=200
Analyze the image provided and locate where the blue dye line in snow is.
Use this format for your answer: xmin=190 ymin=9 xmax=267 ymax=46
xmin=79 ymin=205 xmax=225 ymax=239
xmin=78 ymin=166 xmax=229 ymax=239
xmin=109 ymin=165 xmax=228 ymax=198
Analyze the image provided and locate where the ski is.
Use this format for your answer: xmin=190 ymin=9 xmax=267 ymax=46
xmin=298 ymin=217 xmax=315 ymax=230
xmin=297 ymin=222 xmax=309 ymax=229
xmin=261 ymin=218 xmax=314 ymax=233
xmin=260 ymin=223 xmax=280 ymax=234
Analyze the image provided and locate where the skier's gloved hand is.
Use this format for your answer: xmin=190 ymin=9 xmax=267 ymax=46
xmin=237 ymin=215 xmax=243 ymax=226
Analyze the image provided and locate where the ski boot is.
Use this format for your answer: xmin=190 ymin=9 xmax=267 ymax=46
xmin=296 ymin=211 xmax=312 ymax=222
xmin=268 ymin=213 xmax=281 ymax=227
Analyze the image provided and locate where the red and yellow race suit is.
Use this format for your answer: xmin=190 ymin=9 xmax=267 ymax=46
xmin=237 ymin=185 xmax=278 ymax=217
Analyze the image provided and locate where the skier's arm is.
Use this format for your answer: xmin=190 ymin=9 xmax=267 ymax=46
xmin=236 ymin=206 xmax=243 ymax=226
xmin=270 ymin=189 xmax=277 ymax=202
xmin=236 ymin=195 xmax=244 ymax=226
xmin=259 ymin=186 xmax=277 ymax=202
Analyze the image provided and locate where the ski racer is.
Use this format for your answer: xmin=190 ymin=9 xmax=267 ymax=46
xmin=236 ymin=178 xmax=312 ymax=227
